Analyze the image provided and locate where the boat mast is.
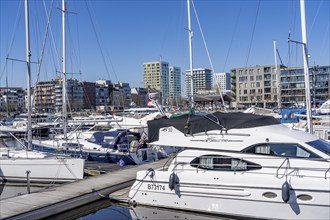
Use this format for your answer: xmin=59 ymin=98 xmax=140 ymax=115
xmin=274 ymin=41 xmax=281 ymax=109
xmin=300 ymin=0 xmax=312 ymax=134
xmin=187 ymin=0 xmax=194 ymax=109
xmin=62 ymin=0 xmax=67 ymax=139
xmin=25 ymin=0 xmax=32 ymax=150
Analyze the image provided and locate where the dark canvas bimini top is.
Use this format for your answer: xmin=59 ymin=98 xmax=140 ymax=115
xmin=148 ymin=112 xmax=280 ymax=142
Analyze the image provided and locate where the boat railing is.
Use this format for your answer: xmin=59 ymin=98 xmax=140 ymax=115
xmin=325 ymin=167 xmax=330 ymax=179
xmin=169 ymin=155 xmax=329 ymax=178
xmin=276 ymin=157 xmax=290 ymax=178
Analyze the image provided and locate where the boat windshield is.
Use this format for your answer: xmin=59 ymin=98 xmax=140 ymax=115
xmin=306 ymin=139 xmax=330 ymax=156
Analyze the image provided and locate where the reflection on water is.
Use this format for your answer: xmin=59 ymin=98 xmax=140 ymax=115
xmin=130 ymin=206 xmax=224 ymax=220
xmin=78 ymin=203 xmax=131 ymax=220
xmin=1 ymin=187 xmax=235 ymax=220
xmin=66 ymin=200 xmax=234 ymax=220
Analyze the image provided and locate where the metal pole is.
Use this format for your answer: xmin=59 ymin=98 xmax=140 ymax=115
xmin=300 ymin=0 xmax=313 ymax=134
xmin=274 ymin=41 xmax=281 ymax=109
xmin=26 ymin=170 xmax=31 ymax=194
xmin=62 ymin=0 xmax=67 ymax=139
xmin=187 ymin=0 xmax=194 ymax=108
xmin=24 ymin=0 xmax=32 ymax=150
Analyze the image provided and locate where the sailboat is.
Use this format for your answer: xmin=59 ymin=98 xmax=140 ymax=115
xmin=0 ymin=0 xmax=84 ymax=184
xmin=128 ymin=1 xmax=330 ymax=219
xmin=30 ymin=0 xmax=171 ymax=165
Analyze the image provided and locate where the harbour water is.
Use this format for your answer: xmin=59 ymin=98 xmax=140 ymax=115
xmin=77 ymin=203 xmax=227 ymax=220
xmin=50 ymin=199 xmax=224 ymax=220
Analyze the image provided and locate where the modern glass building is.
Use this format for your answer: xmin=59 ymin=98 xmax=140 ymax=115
xmin=230 ymin=65 xmax=329 ymax=109
xmin=280 ymin=65 xmax=330 ymax=107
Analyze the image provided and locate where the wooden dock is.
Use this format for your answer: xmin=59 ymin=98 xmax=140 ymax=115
xmin=0 ymin=159 xmax=167 ymax=220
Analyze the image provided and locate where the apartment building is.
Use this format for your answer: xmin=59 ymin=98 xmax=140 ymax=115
xmin=81 ymin=81 xmax=96 ymax=110
xmin=214 ymin=72 xmax=230 ymax=95
xmin=112 ymin=82 xmax=131 ymax=108
xmin=280 ymin=65 xmax=330 ymax=107
xmin=95 ymin=80 xmax=110 ymax=108
xmin=169 ymin=66 xmax=181 ymax=105
xmin=143 ymin=61 xmax=169 ymax=104
xmin=185 ymin=68 xmax=212 ymax=98
xmin=0 ymin=88 xmax=25 ymax=113
xmin=230 ymin=65 xmax=281 ymax=108
xmin=54 ymin=78 xmax=84 ymax=112
xmin=34 ymin=80 xmax=56 ymax=113
xmin=231 ymin=64 xmax=330 ymax=109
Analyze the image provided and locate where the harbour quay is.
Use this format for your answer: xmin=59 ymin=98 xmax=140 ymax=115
xmin=0 ymin=159 xmax=167 ymax=220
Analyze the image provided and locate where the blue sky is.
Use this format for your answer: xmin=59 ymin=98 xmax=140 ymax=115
xmin=1 ymin=0 xmax=329 ymax=89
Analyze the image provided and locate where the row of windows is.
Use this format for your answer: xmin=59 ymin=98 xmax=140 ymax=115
xmin=189 ymin=142 xmax=326 ymax=171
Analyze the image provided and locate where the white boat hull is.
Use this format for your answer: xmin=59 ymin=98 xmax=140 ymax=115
xmin=0 ymin=157 xmax=85 ymax=183
xmin=129 ymin=168 xmax=330 ymax=220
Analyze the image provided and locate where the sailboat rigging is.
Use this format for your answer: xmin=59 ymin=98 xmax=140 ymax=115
xmin=0 ymin=0 xmax=84 ymax=184
xmin=287 ymin=0 xmax=313 ymax=134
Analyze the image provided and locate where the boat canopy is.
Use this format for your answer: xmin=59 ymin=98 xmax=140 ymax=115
xmin=148 ymin=112 xmax=280 ymax=142
xmin=89 ymin=131 xmax=121 ymax=145
xmin=89 ymin=130 xmax=141 ymax=151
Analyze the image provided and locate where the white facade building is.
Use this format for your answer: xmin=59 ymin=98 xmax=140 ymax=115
xmin=169 ymin=66 xmax=181 ymax=105
xmin=214 ymin=72 xmax=230 ymax=95
xmin=185 ymin=68 xmax=212 ymax=98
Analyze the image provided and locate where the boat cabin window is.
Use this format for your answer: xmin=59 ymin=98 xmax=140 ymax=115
xmin=242 ymin=143 xmax=320 ymax=158
xmin=62 ymin=143 xmax=83 ymax=148
xmin=190 ymin=155 xmax=261 ymax=171
xmin=306 ymin=139 xmax=330 ymax=156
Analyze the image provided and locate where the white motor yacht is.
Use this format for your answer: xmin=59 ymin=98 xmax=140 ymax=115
xmin=129 ymin=112 xmax=330 ymax=220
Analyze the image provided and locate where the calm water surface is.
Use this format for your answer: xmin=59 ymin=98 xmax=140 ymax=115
xmin=75 ymin=201 xmax=228 ymax=220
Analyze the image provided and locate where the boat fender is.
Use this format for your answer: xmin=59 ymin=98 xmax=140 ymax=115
xmin=147 ymin=168 xmax=155 ymax=178
xmin=282 ymin=181 xmax=290 ymax=203
xmin=119 ymin=159 xmax=125 ymax=167
xmin=168 ymin=172 xmax=176 ymax=191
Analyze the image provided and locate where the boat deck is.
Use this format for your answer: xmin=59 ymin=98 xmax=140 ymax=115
xmin=0 ymin=159 xmax=167 ymax=220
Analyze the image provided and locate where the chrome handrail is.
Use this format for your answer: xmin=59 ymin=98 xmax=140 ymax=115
xmin=325 ymin=167 xmax=330 ymax=179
